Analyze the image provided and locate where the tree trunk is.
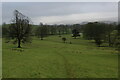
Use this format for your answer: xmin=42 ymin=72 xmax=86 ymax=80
xmin=98 ymin=45 xmax=101 ymax=47
xmin=108 ymin=33 xmax=111 ymax=47
xmin=41 ymin=37 xmax=43 ymax=40
xmin=18 ymin=38 xmax=21 ymax=48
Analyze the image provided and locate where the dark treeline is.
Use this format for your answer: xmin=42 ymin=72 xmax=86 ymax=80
xmin=30 ymin=21 xmax=119 ymax=49
xmin=2 ymin=10 xmax=120 ymax=50
xmin=34 ymin=23 xmax=83 ymax=40
xmin=83 ymin=22 xmax=118 ymax=47
xmin=0 ymin=26 xmax=2 ymax=38
xmin=2 ymin=21 xmax=119 ymax=47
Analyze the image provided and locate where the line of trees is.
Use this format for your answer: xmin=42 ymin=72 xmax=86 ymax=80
xmin=34 ymin=23 xmax=83 ymax=40
xmin=82 ymin=22 xmax=118 ymax=47
xmin=2 ymin=10 xmax=120 ymax=50
xmin=115 ymin=24 xmax=120 ymax=51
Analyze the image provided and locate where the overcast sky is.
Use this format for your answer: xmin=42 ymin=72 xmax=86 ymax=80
xmin=2 ymin=2 xmax=118 ymax=25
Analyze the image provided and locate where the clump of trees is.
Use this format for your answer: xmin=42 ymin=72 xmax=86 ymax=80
xmin=35 ymin=23 xmax=49 ymax=40
xmin=83 ymin=22 xmax=118 ymax=47
xmin=72 ymin=29 xmax=80 ymax=39
xmin=62 ymin=37 xmax=67 ymax=43
xmin=3 ymin=10 xmax=32 ymax=48
xmin=83 ymin=22 xmax=106 ymax=47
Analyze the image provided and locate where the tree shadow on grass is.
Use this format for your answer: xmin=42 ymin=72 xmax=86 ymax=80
xmin=11 ymin=47 xmax=24 ymax=52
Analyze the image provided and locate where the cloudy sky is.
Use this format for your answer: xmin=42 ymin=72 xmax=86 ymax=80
xmin=2 ymin=2 xmax=118 ymax=25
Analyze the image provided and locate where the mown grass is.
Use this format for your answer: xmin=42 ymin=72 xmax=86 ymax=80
xmin=2 ymin=35 xmax=118 ymax=78
xmin=0 ymin=38 xmax=2 ymax=78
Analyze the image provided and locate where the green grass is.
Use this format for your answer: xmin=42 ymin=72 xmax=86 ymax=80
xmin=2 ymin=35 xmax=118 ymax=78
xmin=0 ymin=38 xmax=2 ymax=78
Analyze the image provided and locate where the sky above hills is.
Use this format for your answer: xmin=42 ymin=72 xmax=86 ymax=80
xmin=2 ymin=2 xmax=118 ymax=25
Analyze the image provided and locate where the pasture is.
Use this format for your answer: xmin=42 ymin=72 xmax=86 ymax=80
xmin=0 ymin=38 xmax=2 ymax=78
xmin=2 ymin=35 xmax=118 ymax=78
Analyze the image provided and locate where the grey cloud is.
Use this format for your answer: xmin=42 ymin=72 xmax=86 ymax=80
xmin=2 ymin=2 xmax=118 ymax=24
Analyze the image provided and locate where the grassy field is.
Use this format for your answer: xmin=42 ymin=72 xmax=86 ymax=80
xmin=0 ymin=38 xmax=2 ymax=78
xmin=2 ymin=35 xmax=118 ymax=78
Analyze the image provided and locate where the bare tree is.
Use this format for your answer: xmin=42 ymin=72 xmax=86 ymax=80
xmin=7 ymin=10 xmax=32 ymax=48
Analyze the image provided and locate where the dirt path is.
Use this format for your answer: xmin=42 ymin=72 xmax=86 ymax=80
xmin=55 ymin=46 xmax=75 ymax=78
